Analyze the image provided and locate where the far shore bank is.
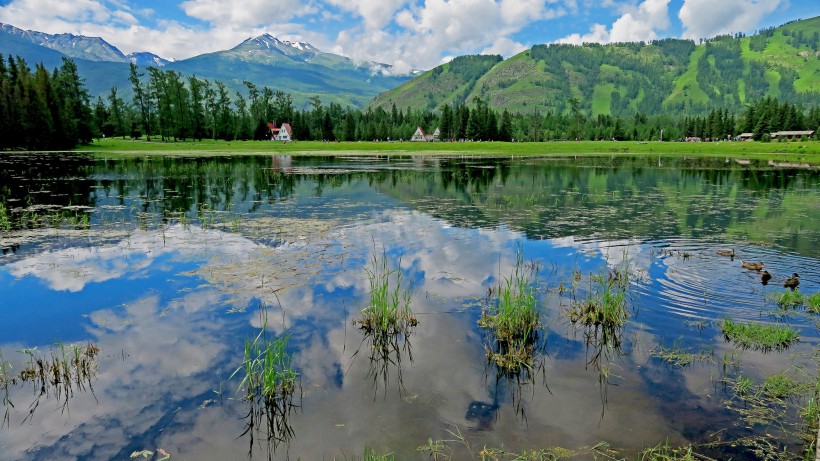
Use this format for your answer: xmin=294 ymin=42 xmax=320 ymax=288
xmin=9 ymin=138 xmax=820 ymax=164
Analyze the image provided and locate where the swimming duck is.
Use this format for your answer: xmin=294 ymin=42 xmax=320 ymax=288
xmin=716 ymin=249 xmax=735 ymax=257
xmin=740 ymin=261 xmax=765 ymax=271
xmin=784 ymin=273 xmax=800 ymax=290
xmin=760 ymin=270 xmax=771 ymax=285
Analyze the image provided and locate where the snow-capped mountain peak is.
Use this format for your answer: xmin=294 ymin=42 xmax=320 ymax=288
xmin=239 ymin=34 xmax=320 ymax=54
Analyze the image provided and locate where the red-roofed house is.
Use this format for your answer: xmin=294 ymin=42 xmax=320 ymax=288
xmin=268 ymin=122 xmax=294 ymax=141
xmin=276 ymin=123 xmax=293 ymax=141
xmin=410 ymin=126 xmax=440 ymax=142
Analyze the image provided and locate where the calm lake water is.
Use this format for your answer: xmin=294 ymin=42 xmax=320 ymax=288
xmin=1 ymin=154 xmax=819 ymax=460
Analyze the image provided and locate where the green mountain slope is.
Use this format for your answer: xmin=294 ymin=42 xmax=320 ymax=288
xmin=370 ymin=55 xmax=503 ymax=111
xmin=371 ymin=16 xmax=820 ymax=115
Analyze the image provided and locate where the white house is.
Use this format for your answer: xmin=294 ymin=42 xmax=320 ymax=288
xmin=268 ymin=122 xmax=294 ymax=141
xmin=410 ymin=126 xmax=440 ymax=142
xmin=410 ymin=127 xmax=427 ymax=142
xmin=276 ymin=123 xmax=293 ymax=141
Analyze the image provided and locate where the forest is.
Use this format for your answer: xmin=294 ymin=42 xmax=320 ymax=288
xmin=1 ymin=56 xmax=819 ymax=151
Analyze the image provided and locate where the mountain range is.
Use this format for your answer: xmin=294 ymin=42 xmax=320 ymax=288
xmin=0 ymin=22 xmax=409 ymax=108
xmin=371 ymin=16 xmax=820 ymax=116
xmin=2 ymin=17 xmax=818 ymax=115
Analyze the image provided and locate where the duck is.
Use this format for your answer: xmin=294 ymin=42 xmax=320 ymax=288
xmin=716 ymin=249 xmax=735 ymax=257
xmin=760 ymin=270 xmax=771 ymax=285
xmin=784 ymin=273 xmax=800 ymax=290
xmin=740 ymin=261 xmax=765 ymax=271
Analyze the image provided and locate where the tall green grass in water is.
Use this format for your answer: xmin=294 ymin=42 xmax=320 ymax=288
xmin=479 ymin=247 xmax=541 ymax=372
xmin=232 ymin=307 xmax=298 ymax=401
xmin=357 ymin=250 xmax=417 ymax=334
xmin=721 ymin=318 xmax=799 ymax=351
xmin=231 ymin=305 xmax=299 ymax=456
xmin=568 ymin=265 xmax=631 ymax=328
xmin=805 ymin=292 xmax=820 ymax=313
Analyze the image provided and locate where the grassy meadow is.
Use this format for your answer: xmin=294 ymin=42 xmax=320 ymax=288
xmin=72 ymin=137 xmax=820 ymax=163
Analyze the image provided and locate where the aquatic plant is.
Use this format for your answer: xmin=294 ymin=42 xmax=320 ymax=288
xmin=0 ymin=203 xmax=11 ymax=231
xmin=356 ymin=250 xmax=417 ymax=334
xmin=806 ymin=292 xmax=820 ymax=314
xmin=568 ymin=264 xmax=631 ymax=328
xmin=479 ymin=248 xmax=541 ymax=373
xmin=721 ymin=318 xmax=799 ymax=352
xmin=341 ymin=448 xmax=395 ymax=461
xmin=762 ymin=372 xmax=805 ymax=399
xmin=651 ymin=342 xmax=714 ymax=368
xmin=639 ymin=441 xmax=698 ymax=460
xmin=774 ymin=290 xmax=804 ymax=309
xmin=4 ymin=342 xmax=101 ymax=423
xmin=231 ymin=305 xmax=299 ymax=457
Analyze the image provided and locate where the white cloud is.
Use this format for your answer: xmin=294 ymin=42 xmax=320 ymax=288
xmin=679 ymin=0 xmax=782 ymax=40
xmin=556 ymin=0 xmax=670 ymax=44
xmin=179 ymin=0 xmax=317 ymax=27
xmin=333 ymin=0 xmax=567 ymax=71
xmin=482 ymin=36 xmax=529 ymax=56
xmin=556 ymin=23 xmax=610 ymax=44
xmin=323 ymin=0 xmax=406 ymax=30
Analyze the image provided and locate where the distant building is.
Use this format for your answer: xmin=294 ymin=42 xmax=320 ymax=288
xmin=410 ymin=127 xmax=427 ymax=142
xmin=267 ymin=122 xmax=294 ymax=141
xmin=410 ymin=126 xmax=440 ymax=142
xmin=737 ymin=133 xmax=754 ymax=141
xmin=771 ymin=130 xmax=814 ymax=140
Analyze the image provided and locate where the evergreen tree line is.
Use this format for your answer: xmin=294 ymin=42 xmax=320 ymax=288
xmin=113 ymin=65 xmax=820 ymax=143
xmin=2 ymin=57 xmax=819 ymax=150
xmin=0 ymin=55 xmax=94 ymax=150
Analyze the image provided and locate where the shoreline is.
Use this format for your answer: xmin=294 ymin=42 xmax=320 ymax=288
xmin=4 ymin=138 xmax=820 ymax=164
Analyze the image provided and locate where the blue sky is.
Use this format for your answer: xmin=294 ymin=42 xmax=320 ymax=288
xmin=0 ymin=0 xmax=817 ymax=73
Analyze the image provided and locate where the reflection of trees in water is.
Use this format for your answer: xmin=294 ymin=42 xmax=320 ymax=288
xmin=4 ymin=155 xmax=818 ymax=257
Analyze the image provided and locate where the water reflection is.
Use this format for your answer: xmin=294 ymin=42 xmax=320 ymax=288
xmin=0 ymin=155 xmax=818 ymax=459
xmin=352 ymin=324 xmax=415 ymax=398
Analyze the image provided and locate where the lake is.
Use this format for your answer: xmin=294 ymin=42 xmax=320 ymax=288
xmin=1 ymin=153 xmax=819 ymax=460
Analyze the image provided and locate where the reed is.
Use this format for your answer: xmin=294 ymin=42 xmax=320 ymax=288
xmin=232 ymin=309 xmax=298 ymax=402
xmin=721 ymin=318 xmax=799 ymax=351
xmin=806 ymin=292 xmax=820 ymax=314
xmin=0 ymin=203 xmax=11 ymax=231
xmin=356 ymin=250 xmax=416 ymax=334
xmin=479 ymin=248 xmax=541 ymax=372
xmin=231 ymin=305 xmax=299 ymax=456
xmin=774 ymin=289 xmax=804 ymax=309
xmin=568 ymin=265 xmax=631 ymax=328
xmin=639 ymin=441 xmax=697 ymax=460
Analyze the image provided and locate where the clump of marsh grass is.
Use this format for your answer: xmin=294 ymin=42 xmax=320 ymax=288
xmin=639 ymin=440 xmax=698 ymax=460
xmin=352 ymin=249 xmax=417 ymax=396
xmin=567 ymin=265 xmax=631 ymax=328
xmin=231 ymin=305 xmax=300 ymax=457
xmin=0 ymin=202 xmax=11 ymax=232
xmin=651 ymin=342 xmax=715 ymax=368
xmin=805 ymin=292 xmax=820 ymax=314
xmin=773 ymin=290 xmax=804 ymax=309
xmin=762 ymin=372 xmax=806 ymax=399
xmin=479 ymin=248 xmax=541 ymax=373
xmin=355 ymin=250 xmax=417 ymax=334
xmin=4 ymin=342 xmax=101 ymax=423
xmin=721 ymin=318 xmax=799 ymax=352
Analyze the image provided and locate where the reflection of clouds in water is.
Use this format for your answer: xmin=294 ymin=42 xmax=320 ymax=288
xmin=0 ymin=292 xmax=233 ymax=460
xmin=0 ymin=210 xmax=704 ymax=458
xmin=7 ymin=225 xmax=264 ymax=292
xmin=550 ymin=236 xmax=653 ymax=271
